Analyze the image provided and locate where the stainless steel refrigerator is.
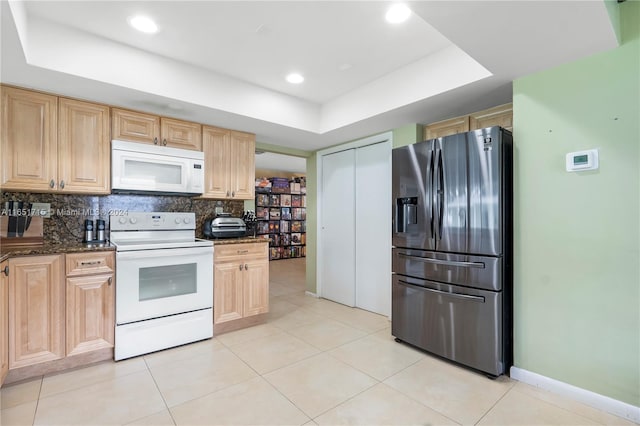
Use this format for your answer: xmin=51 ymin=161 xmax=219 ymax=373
xmin=391 ymin=126 xmax=512 ymax=377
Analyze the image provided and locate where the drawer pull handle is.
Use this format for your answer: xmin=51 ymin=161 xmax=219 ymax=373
xmin=237 ymin=250 xmax=249 ymax=254
xmin=80 ymin=260 xmax=102 ymax=266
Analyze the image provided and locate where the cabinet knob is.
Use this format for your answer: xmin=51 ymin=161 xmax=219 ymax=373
xmin=232 ymin=191 xmax=235 ymax=197
xmin=244 ymin=264 xmax=248 ymax=270
xmin=49 ymin=179 xmax=55 ymax=188
xmin=239 ymin=264 xmax=243 ymax=271
xmin=226 ymin=191 xmax=231 ymax=197
xmin=162 ymin=138 xmax=167 ymax=146
xmin=60 ymin=180 xmax=65 ymax=189
xmin=2 ymin=266 xmax=8 ymax=276
xmin=154 ymin=137 xmax=159 ymax=145
xmin=108 ymin=277 xmax=112 ymax=286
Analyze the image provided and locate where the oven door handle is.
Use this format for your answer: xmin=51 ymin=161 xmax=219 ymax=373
xmin=116 ymin=246 xmax=213 ymax=260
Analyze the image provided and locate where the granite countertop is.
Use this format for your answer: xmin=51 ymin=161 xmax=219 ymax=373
xmin=0 ymin=241 xmax=115 ymax=263
xmin=211 ymin=237 xmax=269 ymax=246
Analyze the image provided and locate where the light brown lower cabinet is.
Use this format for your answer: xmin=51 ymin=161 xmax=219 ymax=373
xmin=1 ymin=260 xmax=9 ymax=386
xmin=1 ymin=252 xmax=115 ymax=386
xmin=214 ymin=243 xmax=269 ymax=324
xmin=8 ymin=255 xmax=65 ymax=369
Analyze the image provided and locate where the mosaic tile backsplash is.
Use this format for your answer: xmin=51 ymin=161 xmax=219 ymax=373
xmin=1 ymin=192 xmax=244 ymax=244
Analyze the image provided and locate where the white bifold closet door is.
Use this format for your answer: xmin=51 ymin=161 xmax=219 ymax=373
xmin=320 ymin=141 xmax=390 ymax=316
xmin=320 ymin=149 xmax=356 ymax=307
xmin=355 ymin=142 xmax=391 ymax=316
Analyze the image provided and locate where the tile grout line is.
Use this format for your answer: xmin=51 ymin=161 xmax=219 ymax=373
xmin=141 ymin=356 xmax=178 ymax=426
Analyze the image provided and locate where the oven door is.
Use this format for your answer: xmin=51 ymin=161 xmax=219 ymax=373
xmin=115 ymin=246 xmax=213 ymax=325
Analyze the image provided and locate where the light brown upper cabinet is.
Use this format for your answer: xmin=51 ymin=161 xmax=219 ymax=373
xmin=423 ymin=103 xmax=513 ymax=141
xmin=1 ymin=86 xmax=58 ymax=192
xmin=1 ymin=86 xmax=110 ymax=194
xmin=469 ymin=103 xmax=513 ymax=131
xmin=424 ymin=115 xmax=470 ymax=140
xmin=202 ymin=126 xmax=255 ymax=200
xmin=112 ymin=108 xmax=202 ymax=151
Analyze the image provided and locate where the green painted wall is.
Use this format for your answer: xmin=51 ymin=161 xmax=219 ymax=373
xmin=513 ymin=0 xmax=639 ymax=406
xmin=305 ymin=152 xmax=318 ymax=293
xmin=392 ymin=123 xmax=424 ymax=148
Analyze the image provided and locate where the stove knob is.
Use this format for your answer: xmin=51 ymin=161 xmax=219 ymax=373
xmin=175 ymin=218 xmax=182 ymax=224
xmin=118 ymin=217 xmax=127 ymax=224
xmin=129 ymin=217 xmax=137 ymax=224
xmin=183 ymin=217 xmax=191 ymax=224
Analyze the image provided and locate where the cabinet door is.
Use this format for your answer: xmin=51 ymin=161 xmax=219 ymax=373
xmin=202 ymin=126 xmax=231 ymax=198
xmin=213 ymin=262 xmax=243 ymax=323
xmin=424 ymin=115 xmax=469 ymax=140
xmin=66 ymin=274 xmax=114 ymax=356
xmin=1 ymin=261 xmax=8 ymax=386
xmin=469 ymin=103 xmax=513 ymax=131
xmin=243 ymin=258 xmax=269 ymax=317
xmin=230 ymin=131 xmax=255 ymax=200
xmin=9 ymin=255 xmax=64 ymax=369
xmin=160 ymin=118 xmax=202 ymax=150
xmin=58 ymin=98 xmax=110 ymax=194
xmin=111 ymin=108 xmax=160 ymax=144
xmin=1 ymin=86 xmax=58 ymax=191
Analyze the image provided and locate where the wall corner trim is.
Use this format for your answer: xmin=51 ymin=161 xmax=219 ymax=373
xmin=510 ymin=367 xmax=640 ymax=423
xmin=304 ymin=291 xmax=318 ymax=298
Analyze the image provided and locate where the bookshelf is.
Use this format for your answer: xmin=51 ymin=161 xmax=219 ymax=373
xmin=255 ymin=183 xmax=306 ymax=261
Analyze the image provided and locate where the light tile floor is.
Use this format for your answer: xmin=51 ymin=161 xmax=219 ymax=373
xmin=1 ymin=257 xmax=637 ymax=425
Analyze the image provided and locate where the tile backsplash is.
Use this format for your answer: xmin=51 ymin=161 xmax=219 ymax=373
xmin=1 ymin=192 xmax=244 ymax=244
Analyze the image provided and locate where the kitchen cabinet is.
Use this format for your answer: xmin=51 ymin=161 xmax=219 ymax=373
xmin=469 ymin=103 xmax=513 ymax=131
xmin=423 ymin=103 xmax=513 ymax=141
xmin=0 ymin=86 xmax=110 ymax=194
xmin=112 ymin=108 xmax=202 ymax=150
xmin=1 ymin=86 xmax=58 ymax=192
xmin=8 ymin=255 xmax=65 ymax=369
xmin=1 ymin=260 xmax=8 ymax=387
xmin=213 ymin=243 xmax=269 ymax=324
xmin=65 ymin=252 xmax=115 ymax=357
xmin=202 ymin=126 xmax=255 ymax=200
xmin=58 ymin=98 xmax=111 ymax=193
xmin=424 ymin=115 xmax=470 ymax=140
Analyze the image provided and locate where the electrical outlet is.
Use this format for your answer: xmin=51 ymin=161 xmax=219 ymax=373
xmin=31 ymin=202 xmax=51 ymax=218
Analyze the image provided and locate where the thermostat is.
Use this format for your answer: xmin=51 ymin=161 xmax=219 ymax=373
xmin=566 ymin=149 xmax=599 ymax=172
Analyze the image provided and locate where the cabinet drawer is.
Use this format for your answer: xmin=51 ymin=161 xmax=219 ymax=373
xmin=66 ymin=252 xmax=115 ymax=276
xmin=214 ymin=242 xmax=268 ymax=262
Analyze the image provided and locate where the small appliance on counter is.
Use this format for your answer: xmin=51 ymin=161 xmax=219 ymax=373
xmin=83 ymin=219 xmax=107 ymax=243
xmin=203 ymin=213 xmax=247 ymax=239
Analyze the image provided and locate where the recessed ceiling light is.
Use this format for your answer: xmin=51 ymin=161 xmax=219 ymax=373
xmin=286 ymin=73 xmax=304 ymax=84
xmin=128 ymin=15 xmax=158 ymax=34
xmin=385 ymin=4 xmax=411 ymax=24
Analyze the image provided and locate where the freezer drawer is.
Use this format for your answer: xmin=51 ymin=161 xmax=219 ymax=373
xmin=393 ymin=248 xmax=501 ymax=291
xmin=391 ymin=275 xmax=504 ymax=376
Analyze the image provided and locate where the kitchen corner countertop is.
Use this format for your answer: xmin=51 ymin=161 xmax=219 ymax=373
xmin=211 ymin=237 xmax=269 ymax=246
xmin=0 ymin=241 xmax=115 ymax=263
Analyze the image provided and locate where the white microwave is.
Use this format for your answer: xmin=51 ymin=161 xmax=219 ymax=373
xmin=111 ymin=140 xmax=204 ymax=195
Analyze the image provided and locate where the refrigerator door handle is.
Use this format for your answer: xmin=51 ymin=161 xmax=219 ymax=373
xmin=437 ymin=149 xmax=445 ymax=239
xmin=398 ymin=279 xmax=485 ymax=303
xmin=429 ymin=149 xmax=435 ymax=239
xmin=398 ymin=252 xmax=485 ymax=269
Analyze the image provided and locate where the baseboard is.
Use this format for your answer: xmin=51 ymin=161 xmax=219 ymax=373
xmin=510 ymin=366 xmax=640 ymax=423
xmin=305 ymin=291 xmax=318 ymax=298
